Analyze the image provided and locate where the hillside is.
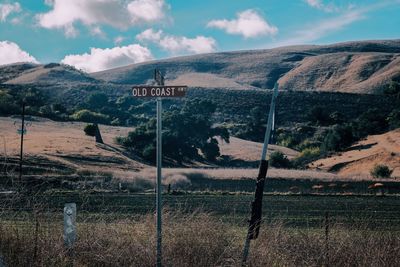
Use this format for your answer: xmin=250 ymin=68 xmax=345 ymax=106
xmin=92 ymin=39 xmax=400 ymax=94
xmin=0 ymin=116 xmax=304 ymax=178
xmin=310 ymin=129 xmax=400 ymax=179
xmin=2 ymin=63 xmax=97 ymax=85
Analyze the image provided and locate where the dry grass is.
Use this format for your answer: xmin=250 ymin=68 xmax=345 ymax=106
xmin=311 ymin=129 xmax=400 ymax=179
xmin=1 ymin=210 xmax=399 ymax=267
xmin=132 ymin=167 xmax=338 ymax=182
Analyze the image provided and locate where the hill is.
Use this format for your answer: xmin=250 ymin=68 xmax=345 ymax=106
xmin=1 ymin=63 xmax=97 ymax=85
xmin=0 ymin=116 xmax=303 ymax=178
xmin=310 ymin=129 xmax=400 ymax=178
xmin=92 ymin=39 xmax=400 ymax=94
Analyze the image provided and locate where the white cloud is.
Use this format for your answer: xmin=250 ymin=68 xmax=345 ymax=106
xmin=306 ymin=0 xmax=323 ymax=9
xmin=37 ymin=0 xmax=168 ymax=37
xmin=304 ymin=0 xmax=340 ymax=12
xmin=0 ymin=2 xmax=21 ymax=22
xmin=136 ymin=28 xmax=216 ymax=55
xmin=127 ymin=0 xmax=166 ymax=24
xmin=136 ymin=28 xmax=163 ymax=42
xmin=269 ymin=9 xmax=365 ymax=47
xmin=207 ymin=9 xmax=277 ymax=38
xmin=61 ymin=44 xmax=153 ymax=72
xmin=0 ymin=41 xmax=38 ymax=65
xmin=113 ymin=36 xmax=125 ymax=45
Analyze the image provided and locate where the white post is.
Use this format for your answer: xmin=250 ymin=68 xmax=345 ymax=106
xmin=63 ymin=203 xmax=77 ymax=248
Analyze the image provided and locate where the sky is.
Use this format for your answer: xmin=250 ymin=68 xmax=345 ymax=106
xmin=0 ymin=0 xmax=399 ymax=72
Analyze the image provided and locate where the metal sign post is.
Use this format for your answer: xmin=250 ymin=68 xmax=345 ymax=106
xmin=132 ymin=69 xmax=187 ymax=267
xmin=242 ymin=82 xmax=279 ymax=265
xmin=19 ymin=102 xmax=25 ymax=187
xmin=155 ymin=70 xmax=163 ymax=267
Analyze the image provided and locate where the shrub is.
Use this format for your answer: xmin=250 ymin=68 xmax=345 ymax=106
xmin=308 ymin=106 xmax=331 ymax=125
xmin=86 ymin=92 xmax=109 ymax=109
xmin=84 ymin=124 xmax=97 ymax=136
xmin=387 ymin=109 xmax=400 ymax=130
xmin=71 ymin=109 xmax=110 ymax=124
xmin=269 ymin=151 xmax=291 ymax=168
xmin=292 ymin=147 xmax=322 ymax=168
xmin=321 ymin=124 xmax=355 ymax=152
xmin=370 ymin=164 xmax=393 ymax=178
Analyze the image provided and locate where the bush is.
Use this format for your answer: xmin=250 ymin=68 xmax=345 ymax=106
xmin=292 ymin=147 xmax=322 ymax=168
xmin=308 ymin=106 xmax=331 ymax=125
xmin=84 ymin=124 xmax=97 ymax=136
xmin=71 ymin=109 xmax=110 ymax=124
xmin=370 ymin=164 xmax=393 ymax=178
xmin=387 ymin=109 xmax=400 ymax=130
xmin=321 ymin=124 xmax=355 ymax=152
xmin=269 ymin=151 xmax=291 ymax=168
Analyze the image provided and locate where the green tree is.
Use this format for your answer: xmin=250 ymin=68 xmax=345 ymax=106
xmin=383 ymin=81 xmax=400 ymax=100
xmin=354 ymin=108 xmax=388 ymax=137
xmin=387 ymin=109 xmax=400 ymax=130
xmin=308 ymin=106 xmax=331 ymax=125
xmin=321 ymin=124 xmax=355 ymax=152
xmin=87 ymin=92 xmax=109 ymax=109
xmin=119 ymin=98 xmax=229 ymax=163
xmin=269 ymin=151 xmax=291 ymax=168
xmin=84 ymin=124 xmax=97 ymax=136
xmin=0 ymin=90 xmax=18 ymax=115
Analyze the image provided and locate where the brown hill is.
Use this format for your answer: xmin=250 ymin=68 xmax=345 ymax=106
xmin=92 ymin=39 xmax=400 ymax=94
xmin=310 ymin=129 xmax=400 ymax=179
xmin=0 ymin=116 xmax=333 ymax=181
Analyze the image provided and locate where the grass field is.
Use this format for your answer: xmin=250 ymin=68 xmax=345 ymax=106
xmin=2 ymin=193 xmax=400 ymax=229
xmin=1 ymin=193 xmax=400 ymax=266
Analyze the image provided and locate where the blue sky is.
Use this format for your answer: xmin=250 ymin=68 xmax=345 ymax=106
xmin=0 ymin=0 xmax=399 ymax=72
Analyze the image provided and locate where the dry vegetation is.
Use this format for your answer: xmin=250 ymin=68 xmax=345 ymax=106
xmin=1 ymin=209 xmax=399 ymax=267
xmin=311 ymin=129 xmax=400 ymax=178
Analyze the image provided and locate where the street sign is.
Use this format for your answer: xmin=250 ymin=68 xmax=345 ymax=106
xmin=132 ymin=69 xmax=187 ymax=267
xmin=132 ymin=86 xmax=187 ymax=98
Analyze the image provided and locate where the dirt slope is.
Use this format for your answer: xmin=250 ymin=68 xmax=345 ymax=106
xmin=310 ymin=129 xmax=400 ymax=178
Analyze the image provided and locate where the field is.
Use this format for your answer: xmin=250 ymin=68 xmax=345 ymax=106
xmin=1 ymin=192 xmax=400 ymax=266
xmin=2 ymin=193 xmax=400 ymax=228
xmin=1 ymin=114 xmax=400 ymax=266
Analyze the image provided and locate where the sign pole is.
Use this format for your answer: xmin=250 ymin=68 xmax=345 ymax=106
xmin=241 ymin=83 xmax=279 ymax=265
xmin=132 ymin=70 xmax=187 ymax=267
xmin=155 ymin=70 xmax=163 ymax=267
xmin=19 ymin=102 xmax=25 ymax=187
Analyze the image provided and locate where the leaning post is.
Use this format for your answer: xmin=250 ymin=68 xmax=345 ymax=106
xmin=242 ymin=83 xmax=279 ymax=265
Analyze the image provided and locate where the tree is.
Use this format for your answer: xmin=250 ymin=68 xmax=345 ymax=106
xmin=321 ymin=124 xmax=355 ymax=152
xmin=119 ymin=98 xmax=230 ymax=163
xmin=387 ymin=109 xmax=400 ymax=130
xmin=84 ymin=124 xmax=97 ymax=136
xmin=86 ymin=92 xmax=108 ymax=109
xmin=355 ymin=108 xmax=388 ymax=137
xmin=308 ymin=106 xmax=331 ymax=125
xmin=269 ymin=151 xmax=291 ymax=168
xmin=383 ymin=81 xmax=400 ymax=100
xmin=370 ymin=164 xmax=393 ymax=178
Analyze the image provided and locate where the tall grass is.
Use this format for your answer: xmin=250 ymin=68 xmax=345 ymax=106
xmin=0 ymin=210 xmax=399 ymax=267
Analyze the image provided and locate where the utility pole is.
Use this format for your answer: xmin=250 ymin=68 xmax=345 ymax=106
xmin=242 ymin=83 xmax=279 ymax=265
xmin=155 ymin=69 xmax=164 ymax=267
xmin=19 ymin=102 xmax=26 ymax=187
